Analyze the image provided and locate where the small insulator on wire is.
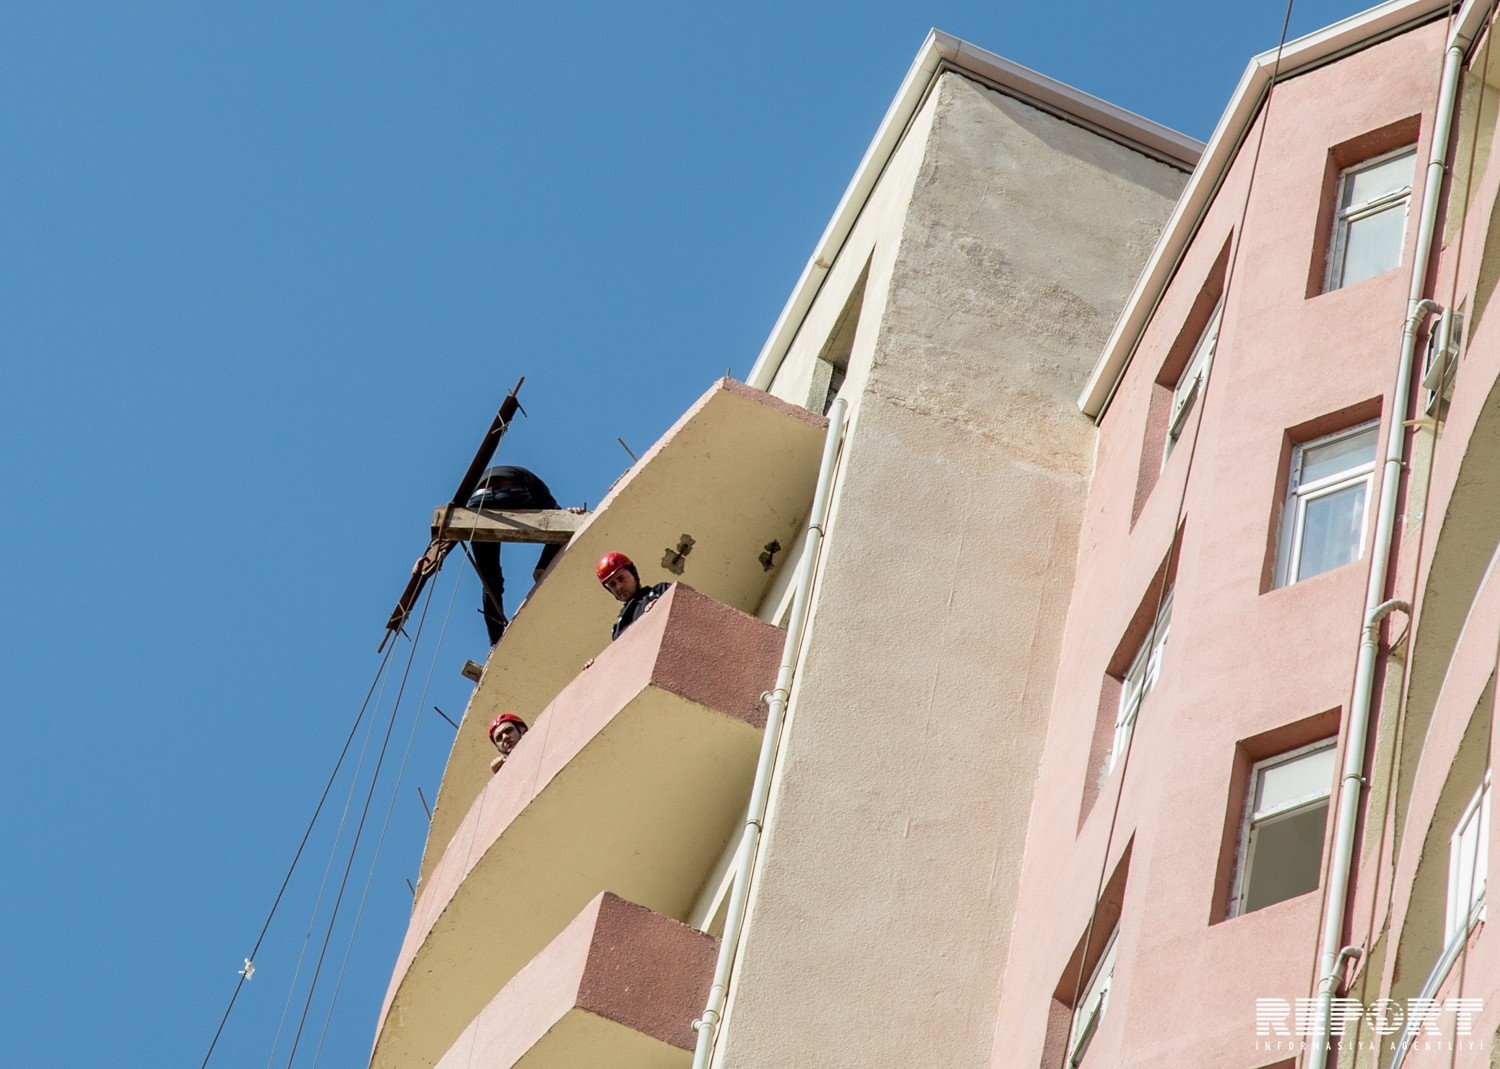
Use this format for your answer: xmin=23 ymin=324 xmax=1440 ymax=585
xmin=239 ymin=958 xmax=255 ymax=982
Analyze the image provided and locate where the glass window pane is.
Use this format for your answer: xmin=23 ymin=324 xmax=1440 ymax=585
xmin=1339 ymin=206 xmax=1408 ymax=286
xmin=1301 ymin=426 xmax=1378 ymax=484
xmin=1243 ymin=801 xmax=1329 ymax=913
xmin=1479 ymin=790 xmax=1490 ymax=899
xmin=1069 ymin=933 xmax=1117 ymax=1063
xmin=1449 ymin=785 xmax=1490 ymax=938
xmin=1296 ymin=482 xmax=1368 ymax=580
xmin=1342 ymin=151 xmax=1416 ymax=209
xmin=1452 ymin=830 xmax=1478 ymax=918
xmin=1254 ymin=746 xmax=1336 ymax=818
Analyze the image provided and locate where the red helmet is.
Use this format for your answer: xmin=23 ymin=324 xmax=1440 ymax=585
xmin=596 ymin=551 xmax=634 ymax=584
xmin=489 ymin=712 xmax=527 ymax=740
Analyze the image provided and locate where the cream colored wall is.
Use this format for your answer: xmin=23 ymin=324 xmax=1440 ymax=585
xmin=713 ymin=71 xmax=1187 ymax=1068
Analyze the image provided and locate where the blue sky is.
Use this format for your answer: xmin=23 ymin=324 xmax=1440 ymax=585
xmin=1 ymin=1 xmax=1386 ymax=1065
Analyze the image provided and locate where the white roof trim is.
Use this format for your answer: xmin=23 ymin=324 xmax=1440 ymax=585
xmin=1078 ymin=0 xmax=1458 ymax=419
xmin=746 ymin=30 xmax=1202 ymax=392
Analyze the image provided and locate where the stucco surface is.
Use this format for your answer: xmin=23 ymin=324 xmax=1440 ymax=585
xmin=990 ymin=21 xmax=1451 ymax=1067
xmin=714 ymin=71 xmax=1186 ymax=1069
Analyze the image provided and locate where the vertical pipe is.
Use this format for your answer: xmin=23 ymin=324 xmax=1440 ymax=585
xmin=690 ymin=397 xmax=848 ymax=1069
xmin=1303 ymin=25 xmax=1467 ymax=1066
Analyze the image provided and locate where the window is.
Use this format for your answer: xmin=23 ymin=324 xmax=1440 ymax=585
xmin=1327 ymin=147 xmax=1416 ymax=290
xmin=1234 ymin=740 xmax=1336 ymax=915
xmin=1164 ymin=303 xmax=1221 ymax=462
xmin=1446 ymin=778 xmax=1490 ymax=943
xmin=1109 ymin=593 xmax=1172 ymax=773
xmin=1276 ymin=422 xmax=1379 ymax=587
xmin=1067 ymin=930 xmax=1117 ymax=1065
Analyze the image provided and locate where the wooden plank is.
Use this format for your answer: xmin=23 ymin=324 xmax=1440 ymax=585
xmin=381 ymin=378 xmax=526 ymax=648
xmin=433 ymin=506 xmax=589 ymax=544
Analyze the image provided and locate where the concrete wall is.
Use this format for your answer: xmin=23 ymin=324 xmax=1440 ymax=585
xmin=990 ymin=20 xmax=1448 ymax=1067
xmin=714 ymin=70 xmax=1187 ymax=1068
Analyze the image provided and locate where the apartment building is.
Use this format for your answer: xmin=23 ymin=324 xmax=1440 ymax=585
xmin=370 ymin=2 xmax=1500 ymax=1067
xmin=989 ymin=1 xmax=1500 ymax=1066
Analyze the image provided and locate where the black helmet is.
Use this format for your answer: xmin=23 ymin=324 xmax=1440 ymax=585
xmin=467 ymin=466 xmax=531 ymax=508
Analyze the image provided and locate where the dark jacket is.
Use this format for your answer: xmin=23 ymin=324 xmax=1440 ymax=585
xmin=467 ymin=466 xmax=562 ymax=644
xmin=612 ymin=582 xmax=672 ymax=641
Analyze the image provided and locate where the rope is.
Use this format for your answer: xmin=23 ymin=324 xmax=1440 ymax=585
xmin=265 ymin=644 xmax=396 ymax=1069
xmin=1057 ymin=1 xmax=1297 ymax=1060
xmin=204 ymin=407 xmax=523 ymax=1066
xmin=198 ymin=636 xmax=401 ymax=1069
xmin=280 ymin=573 xmax=441 ymax=1067
xmin=308 ymin=564 xmax=466 ymax=1067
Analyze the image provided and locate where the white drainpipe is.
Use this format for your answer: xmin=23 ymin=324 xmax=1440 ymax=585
xmin=690 ymin=397 xmax=848 ymax=1069
xmin=1304 ymin=15 xmax=1473 ymax=1064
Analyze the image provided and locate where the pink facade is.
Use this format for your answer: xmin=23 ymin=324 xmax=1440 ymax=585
xmin=997 ymin=9 xmax=1500 ymax=1067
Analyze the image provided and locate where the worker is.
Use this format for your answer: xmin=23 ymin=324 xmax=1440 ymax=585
xmin=488 ymin=712 xmax=528 ymax=774
xmin=466 ymin=465 xmax=567 ymax=645
xmin=596 ymin=551 xmax=672 ymax=640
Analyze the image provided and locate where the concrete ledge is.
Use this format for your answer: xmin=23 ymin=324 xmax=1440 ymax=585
xmin=373 ymin=585 xmax=781 ymax=1069
xmin=421 ymin=377 xmax=826 ymax=891
xmin=432 ymin=892 xmax=717 ymax=1069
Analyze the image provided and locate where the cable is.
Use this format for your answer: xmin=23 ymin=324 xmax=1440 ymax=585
xmin=308 ymin=564 xmax=466 ymax=1067
xmin=1057 ymin=1 xmax=1298 ymax=1061
xmin=205 ymin=410 xmax=525 ymax=1066
xmin=265 ymin=630 xmax=399 ymax=1069
xmin=198 ymin=636 xmax=401 ymax=1069
xmin=281 ymin=572 xmax=441 ymax=1067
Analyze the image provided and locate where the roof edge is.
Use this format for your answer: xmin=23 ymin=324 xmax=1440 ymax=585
xmin=1078 ymin=0 xmax=1460 ymax=419
xmin=746 ymin=30 xmax=1203 ymax=392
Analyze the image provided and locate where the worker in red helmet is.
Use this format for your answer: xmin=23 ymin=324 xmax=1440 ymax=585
xmin=596 ymin=551 xmax=671 ymax=640
xmin=488 ymin=712 xmax=528 ymax=774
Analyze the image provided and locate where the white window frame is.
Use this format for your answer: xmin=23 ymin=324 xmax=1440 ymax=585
xmin=1326 ymin=146 xmax=1417 ymax=291
xmin=1276 ymin=421 xmax=1379 ymax=588
xmin=1108 ymin=593 xmax=1172 ymax=774
xmin=1067 ymin=930 xmax=1118 ymax=1066
xmin=1446 ymin=777 xmax=1490 ymax=943
xmin=1233 ymin=739 xmax=1336 ymax=917
xmin=1164 ymin=303 xmax=1221 ymax=463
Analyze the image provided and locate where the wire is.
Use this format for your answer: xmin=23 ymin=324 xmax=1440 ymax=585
xmin=280 ymin=572 xmax=441 ymax=1067
xmin=265 ymin=628 xmax=399 ymax=1069
xmin=198 ymin=636 xmax=401 ymax=1069
xmin=205 ymin=406 xmax=523 ymax=1066
xmin=1057 ymin=1 xmax=1298 ymax=1061
xmin=308 ymin=564 xmax=466 ymax=1067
